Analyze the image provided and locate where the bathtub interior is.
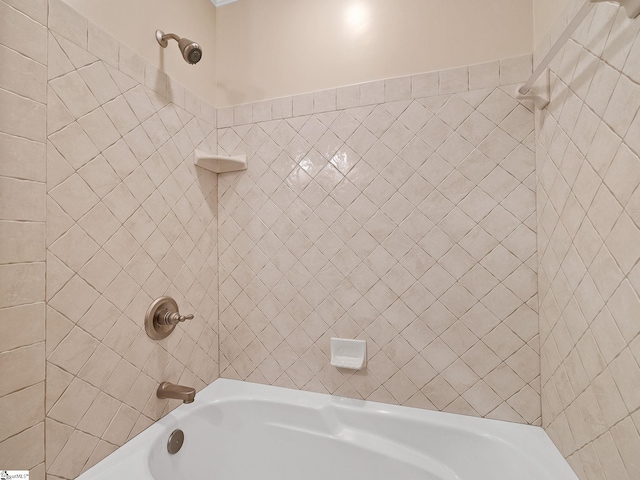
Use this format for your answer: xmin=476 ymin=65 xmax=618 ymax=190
xmin=150 ymin=401 xmax=452 ymax=480
xmin=141 ymin=380 xmax=577 ymax=480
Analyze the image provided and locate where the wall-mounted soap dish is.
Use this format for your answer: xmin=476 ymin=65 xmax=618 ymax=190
xmin=194 ymin=149 xmax=247 ymax=173
xmin=330 ymin=338 xmax=366 ymax=370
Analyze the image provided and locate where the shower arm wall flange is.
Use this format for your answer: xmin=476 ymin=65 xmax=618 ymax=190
xmin=156 ymin=30 xmax=181 ymax=48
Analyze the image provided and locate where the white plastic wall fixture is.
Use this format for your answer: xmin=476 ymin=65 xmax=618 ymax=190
xmin=194 ymin=149 xmax=247 ymax=173
xmin=516 ymin=69 xmax=550 ymax=110
xmin=330 ymin=338 xmax=367 ymax=370
xmin=593 ymin=0 xmax=640 ymax=18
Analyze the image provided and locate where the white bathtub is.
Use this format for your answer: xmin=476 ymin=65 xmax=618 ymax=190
xmin=79 ymin=379 xmax=578 ymax=480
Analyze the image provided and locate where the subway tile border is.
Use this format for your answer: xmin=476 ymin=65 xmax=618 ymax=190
xmin=217 ymin=55 xmax=533 ymax=128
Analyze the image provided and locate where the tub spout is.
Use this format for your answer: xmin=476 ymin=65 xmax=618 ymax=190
xmin=157 ymin=382 xmax=196 ymax=404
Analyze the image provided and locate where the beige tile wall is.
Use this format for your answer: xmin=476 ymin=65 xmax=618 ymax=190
xmin=217 ymin=56 xmax=543 ymax=424
xmin=43 ymin=1 xmax=219 ymax=478
xmin=537 ymin=2 xmax=640 ymax=479
xmin=17 ymin=1 xmax=640 ymax=478
xmin=0 ymin=0 xmax=47 ymax=478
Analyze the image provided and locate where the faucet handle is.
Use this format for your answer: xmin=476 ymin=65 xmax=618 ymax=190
xmin=158 ymin=311 xmax=194 ymax=326
xmin=145 ymin=297 xmax=195 ymax=340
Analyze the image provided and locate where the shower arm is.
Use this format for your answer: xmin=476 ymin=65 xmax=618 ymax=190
xmin=156 ymin=31 xmax=181 ymax=48
xmin=518 ymin=1 xmax=593 ymax=97
xmin=516 ymin=0 xmax=640 ymax=109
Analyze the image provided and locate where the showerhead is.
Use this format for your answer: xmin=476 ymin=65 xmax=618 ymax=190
xmin=178 ymin=38 xmax=202 ymax=65
xmin=156 ymin=30 xmax=202 ymax=65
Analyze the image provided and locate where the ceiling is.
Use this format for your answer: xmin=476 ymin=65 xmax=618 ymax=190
xmin=211 ymin=0 xmax=239 ymax=6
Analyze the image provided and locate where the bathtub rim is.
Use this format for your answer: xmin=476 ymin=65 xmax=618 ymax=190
xmin=78 ymin=378 xmax=578 ymax=480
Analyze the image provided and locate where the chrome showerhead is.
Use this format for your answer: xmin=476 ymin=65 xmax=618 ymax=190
xmin=156 ymin=30 xmax=202 ymax=65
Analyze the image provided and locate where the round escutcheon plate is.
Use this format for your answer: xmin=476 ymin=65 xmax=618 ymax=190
xmin=145 ymin=296 xmax=179 ymax=340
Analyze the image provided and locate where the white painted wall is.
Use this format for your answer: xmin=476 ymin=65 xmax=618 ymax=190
xmin=64 ymin=0 xmax=217 ymax=105
xmin=63 ymin=0 xmax=540 ymax=113
xmin=533 ymin=0 xmax=572 ymax=47
xmin=215 ymin=0 xmax=534 ymax=106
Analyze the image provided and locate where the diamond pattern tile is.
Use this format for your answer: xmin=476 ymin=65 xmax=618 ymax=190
xmin=19 ymin=3 xmax=640 ymax=479
xmin=218 ymin=70 xmax=538 ymax=425
xmin=44 ymin=23 xmax=219 ymax=478
xmin=536 ymin=3 xmax=640 ymax=480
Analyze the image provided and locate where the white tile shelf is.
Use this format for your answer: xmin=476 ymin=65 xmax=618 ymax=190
xmin=194 ymin=149 xmax=247 ymax=173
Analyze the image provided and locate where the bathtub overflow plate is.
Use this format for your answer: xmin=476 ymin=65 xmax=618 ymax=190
xmin=167 ymin=429 xmax=184 ymax=454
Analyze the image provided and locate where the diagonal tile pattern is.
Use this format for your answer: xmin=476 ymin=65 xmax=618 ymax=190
xmin=537 ymin=2 xmax=640 ymax=480
xmin=44 ymin=9 xmax=219 ymax=479
xmin=217 ymin=69 xmax=540 ymax=424
xmin=10 ymin=0 xmax=617 ymax=475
